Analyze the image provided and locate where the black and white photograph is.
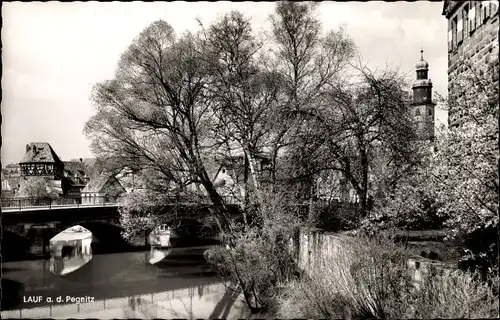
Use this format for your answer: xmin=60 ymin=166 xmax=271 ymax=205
xmin=1 ymin=1 xmax=499 ymax=319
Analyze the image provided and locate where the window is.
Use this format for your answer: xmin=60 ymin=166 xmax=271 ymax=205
xmin=428 ymin=109 xmax=432 ymax=116
xmin=452 ymin=16 xmax=458 ymax=50
xmin=463 ymin=4 xmax=469 ymax=39
xmin=476 ymin=1 xmax=482 ymax=29
xmin=457 ymin=10 xmax=464 ymax=44
xmin=469 ymin=2 xmax=476 ymax=33
xmin=483 ymin=1 xmax=490 ymax=21
xmin=415 ymin=109 xmax=420 ymax=116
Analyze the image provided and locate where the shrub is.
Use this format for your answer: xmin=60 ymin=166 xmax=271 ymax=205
xmin=457 ymin=224 xmax=499 ymax=278
xmin=277 ymin=234 xmax=414 ymax=318
xmin=205 ymin=227 xmax=298 ymax=313
xmin=409 ymin=267 xmax=499 ymax=319
xmin=276 ymin=279 xmax=352 ymax=319
xmin=276 ymin=233 xmax=499 ymax=319
xmin=204 ymin=192 xmax=302 ymax=313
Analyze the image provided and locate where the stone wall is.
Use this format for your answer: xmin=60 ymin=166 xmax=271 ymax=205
xmin=293 ymin=228 xmax=458 ymax=288
xmin=293 ymin=228 xmax=348 ymax=275
xmin=446 ymin=1 xmax=499 ymax=126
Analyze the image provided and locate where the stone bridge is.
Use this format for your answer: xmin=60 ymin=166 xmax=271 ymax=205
xmin=1 ymin=203 xmax=241 ymax=262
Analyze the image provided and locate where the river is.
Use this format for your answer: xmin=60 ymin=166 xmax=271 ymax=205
xmin=1 ymin=246 xmax=251 ymax=319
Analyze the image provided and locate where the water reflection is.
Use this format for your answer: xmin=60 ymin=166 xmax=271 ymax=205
xmin=49 ymin=226 xmax=92 ymax=276
xmin=149 ymin=246 xmax=172 ymax=265
xmin=1 ymin=230 xmax=253 ymax=319
xmin=0 ymin=282 xmax=250 ymax=319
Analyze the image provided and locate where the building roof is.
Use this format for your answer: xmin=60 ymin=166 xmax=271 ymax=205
xmin=442 ymin=1 xmax=461 ymax=17
xmin=81 ymin=173 xmax=121 ymax=193
xmin=20 ymin=143 xmax=62 ymax=164
xmin=69 ymin=158 xmax=98 ymax=170
xmin=63 ymin=161 xmax=88 ymax=179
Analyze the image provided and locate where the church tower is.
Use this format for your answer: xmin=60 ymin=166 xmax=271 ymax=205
xmin=411 ymin=50 xmax=435 ymax=141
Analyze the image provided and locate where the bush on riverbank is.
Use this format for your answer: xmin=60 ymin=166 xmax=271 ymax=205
xmin=275 ymin=234 xmax=499 ymax=319
xmin=205 ymin=228 xmax=296 ymax=312
xmin=409 ymin=267 xmax=499 ymax=318
xmin=204 ymin=192 xmax=301 ymax=313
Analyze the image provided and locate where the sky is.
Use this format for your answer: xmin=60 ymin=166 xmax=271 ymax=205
xmin=1 ymin=1 xmax=449 ymax=166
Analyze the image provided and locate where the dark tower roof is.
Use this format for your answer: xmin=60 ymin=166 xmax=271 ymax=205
xmin=415 ymin=50 xmax=429 ymax=70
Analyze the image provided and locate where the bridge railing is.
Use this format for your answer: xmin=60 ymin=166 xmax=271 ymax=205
xmin=155 ymin=194 xmax=241 ymax=206
xmin=1 ymin=196 xmax=118 ymax=210
xmin=1 ymin=194 xmax=247 ymax=211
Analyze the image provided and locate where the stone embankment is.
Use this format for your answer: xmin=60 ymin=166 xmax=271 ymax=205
xmin=291 ymin=228 xmax=458 ymax=288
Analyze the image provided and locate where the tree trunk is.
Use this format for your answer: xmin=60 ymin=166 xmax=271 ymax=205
xmin=246 ymin=152 xmax=261 ymax=200
xmin=358 ymin=139 xmax=369 ymax=217
xmin=243 ymin=154 xmax=250 ymax=227
xmin=308 ymin=181 xmax=315 ymax=223
xmin=195 ymin=159 xmax=234 ymax=237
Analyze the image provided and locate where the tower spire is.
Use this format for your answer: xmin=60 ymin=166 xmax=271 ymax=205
xmin=412 ymin=48 xmax=435 ymax=141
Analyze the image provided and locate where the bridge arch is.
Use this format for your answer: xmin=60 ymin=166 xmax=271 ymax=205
xmin=55 ymin=221 xmax=138 ymax=254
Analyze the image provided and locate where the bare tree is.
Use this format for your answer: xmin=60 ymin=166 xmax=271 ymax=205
xmin=199 ymin=11 xmax=286 ymax=225
xmin=269 ymin=1 xmax=356 ymax=211
xmin=291 ymin=65 xmax=420 ymax=217
xmin=84 ymin=21 xmax=234 ymax=234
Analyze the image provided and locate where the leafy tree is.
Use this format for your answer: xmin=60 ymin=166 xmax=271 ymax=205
xmin=432 ymin=61 xmax=498 ymax=271
xmin=200 ymin=11 xmax=284 ymax=222
xmin=289 ymin=65 xmax=420 ymax=218
xmin=268 ymin=1 xmax=356 ymax=208
xmin=17 ymin=177 xmax=59 ymax=203
xmin=268 ymin=2 xmax=420 ymax=220
xmin=364 ymin=60 xmax=499 ymax=272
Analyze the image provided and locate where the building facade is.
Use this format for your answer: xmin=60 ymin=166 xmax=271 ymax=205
xmin=20 ymin=143 xmax=64 ymax=180
xmin=1 ymin=164 xmax=21 ymax=197
xmin=411 ymin=50 xmax=436 ymax=141
xmin=14 ymin=142 xmax=124 ymax=201
xmin=443 ymin=0 xmax=499 ymax=127
xmin=81 ymin=173 xmax=126 ymax=205
xmin=19 ymin=143 xmax=66 ymax=196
